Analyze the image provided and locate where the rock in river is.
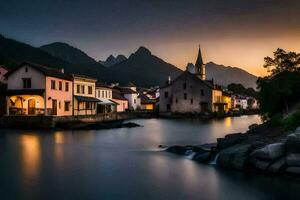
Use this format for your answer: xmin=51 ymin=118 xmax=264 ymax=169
xmin=217 ymin=133 xmax=248 ymax=150
xmin=217 ymin=144 xmax=253 ymax=170
xmin=251 ymin=143 xmax=285 ymax=160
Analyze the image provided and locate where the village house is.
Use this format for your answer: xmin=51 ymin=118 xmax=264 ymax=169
xmin=0 ymin=65 xmax=8 ymax=83
xmin=118 ymin=83 xmax=140 ymax=110
xmin=112 ymin=89 xmax=128 ymax=112
xmin=232 ymin=95 xmax=248 ymax=110
xmin=95 ymin=82 xmax=117 ymax=113
xmin=5 ymin=62 xmax=73 ymax=116
xmin=72 ymin=74 xmax=99 ymax=115
xmin=138 ymin=93 xmax=156 ymax=111
xmin=159 ymin=46 xmax=230 ymax=114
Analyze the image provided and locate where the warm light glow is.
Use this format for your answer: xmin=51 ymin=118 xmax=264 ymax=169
xmin=54 ymin=132 xmax=65 ymax=144
xmin=224 ymin=117 xmax=232 ymax=127
xmin=20 ymin=135 xmax=41 ymax=178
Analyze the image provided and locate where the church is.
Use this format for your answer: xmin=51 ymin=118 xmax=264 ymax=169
xmin=159 ymin=46 xmax=231 ymax=114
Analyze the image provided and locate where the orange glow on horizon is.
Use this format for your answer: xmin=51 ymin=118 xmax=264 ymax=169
xmin=140 ymin=32 xmax=300 ymax=77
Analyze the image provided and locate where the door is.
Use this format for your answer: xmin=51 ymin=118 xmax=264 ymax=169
xmin=52 ymin=99 xmax=57 ymax=115
xmin=28 ymin=99 xmax=36 ymax=115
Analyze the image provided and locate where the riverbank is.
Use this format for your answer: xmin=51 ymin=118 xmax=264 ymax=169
xmin=0 ymin=110 xmax=258 ymax=129
xmin=165 ymin=122 xmax=300 ymax=179
xmin=0 ymin=112 xmax=156 ymax=129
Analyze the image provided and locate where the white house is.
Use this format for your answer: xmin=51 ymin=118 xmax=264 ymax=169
xmin=118 ymin=83 xmax=140 ymax=110
xmin=95 ymin=82 xmax=117 ymax=113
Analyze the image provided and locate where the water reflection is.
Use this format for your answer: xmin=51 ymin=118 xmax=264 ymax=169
xmin=224 ymin=117 xmax=232 ymax=127
xmin=4 ymin=116 xmax=298 ymax=200
xmin=20 ymin=135 xmax=41 ymax=179
xmin=54 ymin=132 xmax=65 ymax=144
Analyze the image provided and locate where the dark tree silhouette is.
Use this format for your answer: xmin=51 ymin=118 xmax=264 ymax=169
xmin=257 ymin=48 xmax=300 ymax=120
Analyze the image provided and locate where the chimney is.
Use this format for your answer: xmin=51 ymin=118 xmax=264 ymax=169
xmin=168 ymin=75 xmax=171 ymax=84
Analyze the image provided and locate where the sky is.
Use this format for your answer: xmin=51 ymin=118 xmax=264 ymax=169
xmin=1 ymin=0 xmax=300 ymax=76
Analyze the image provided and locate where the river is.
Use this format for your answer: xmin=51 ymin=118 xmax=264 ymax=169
xmin=0 ymin=115 xmax=300 ymax=200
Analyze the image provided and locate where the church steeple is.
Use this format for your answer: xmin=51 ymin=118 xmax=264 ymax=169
xmin=195 ymin=45 xmax=205 ymax=80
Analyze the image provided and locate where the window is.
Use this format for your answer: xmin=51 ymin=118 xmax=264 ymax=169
xmin=65 ymin=82 xmax=69 ymax=92
xmin=191 ymin=98 xmax=193 ymax=104
xmin=134 ymin=99 xmax=136 ymax=104
xmin=88 ymin=86 xmax=93 ymax=94
xmin=81 ymin=85 xmax=85 ymax=94
xmin=102 ymin=91 xmax=105 ymax=98
xmin=183 ymin=82 xmax=187 ymax=89
xmin=51 ymin=80 xmax=56 ymax=89
xmin=176 ymin=98 xmax=178 ymax=103
xmin=59 ymin=101 xmax=61 ymax=109
xmin=98 ymin=91 xmax=100 ymax=98
xmin=184 ymin=93 xmax=187 ymax=100
xmin=25 ymin=67 xmax=28 ymax=72
xmin=77 ymin=85 xmax=80 ymax=93
xmin=166 ymin=104 xmax=171 ymax=111
xmin=164 ymin=91 xmax=169 ymax=98
xmin=201 ymin=89 xmax=205 ymax=96
xmin=105 ymin=91 xmax=108 ymax=98
xmin=22 ymin=78 xmax=31 ymax=89
xmin=64 ymin=101 xmax=70 ymax=111
xmin=59 ymin=81 xmax=62 ymax=90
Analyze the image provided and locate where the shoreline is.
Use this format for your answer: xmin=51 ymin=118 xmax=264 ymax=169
xmin=164 ymin=122 xmax=300 ymax=179
xmin=0 ymin=110 xmax=258 ymax=129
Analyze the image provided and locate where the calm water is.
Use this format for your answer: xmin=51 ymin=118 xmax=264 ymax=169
xmin=0 ymin=115 xmax=300 ymax=200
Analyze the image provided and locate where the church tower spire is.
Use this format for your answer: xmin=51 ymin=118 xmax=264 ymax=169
xmin=195 ymin=45 xmax=205 ymax=80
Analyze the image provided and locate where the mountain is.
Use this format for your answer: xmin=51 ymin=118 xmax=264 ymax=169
xmin=107 ymin=46 xmax=182 ymax=87
xmin=185 ymin=62 xmax=257 ymax=88
xmin=99 ymin=54 xmax=127 ymax=67
xmin=0 ymin=35 xmax=257 ymax=88
xmin=0 ymin=35 xmax=107 ymax=78
xmin=40 ymin=42 xmax=96 ymax=65
xmin=205 ymin=62 xmax=257 ymax=89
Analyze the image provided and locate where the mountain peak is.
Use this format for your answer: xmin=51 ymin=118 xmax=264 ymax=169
xmin=99 ymin=54 xmax=127 ymax=67
xmin=136 ymin=46 xmax=152 ymax=55
xmin=106 ymin=55 xmax=116 ymax=62
xmin=40 ymin=42 xmax=97 ymax=64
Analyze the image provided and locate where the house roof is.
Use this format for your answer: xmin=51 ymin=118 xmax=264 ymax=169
xmin=96 ymin=82 xmax=111 ymax=89
xmin=71 ymin=73 xmax=97 ymax=81
xmin=123 ymin=82 xmax=136 ymax=87
xmin=97 ymin=99 xmax=117 ymax=105
xmin=74 ymin=95 xmax=100 ymax=102
xmin=112 ymin=89 xmax=128 ymax=100
xmin=113 ymin=86 xmax=136 ymax=94
xmin=160 ymin=71 xmax=214 ymax=89
xmin=0 ymin=65 xmax=9 ymax=71
xmin=5 ymin=62 xmax=73 ymax=81
xmin=138 ymin=93 xmax=156 ymax=104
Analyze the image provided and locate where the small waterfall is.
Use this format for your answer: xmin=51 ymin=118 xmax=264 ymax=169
xmin=185 ymin=150 xmax=196 ymax=159
xmin=210 ymin=153 xmax=220 ymax=165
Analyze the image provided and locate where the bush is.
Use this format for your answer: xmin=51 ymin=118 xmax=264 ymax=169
xmin=282 ymin=110 xmax=300 ymax=131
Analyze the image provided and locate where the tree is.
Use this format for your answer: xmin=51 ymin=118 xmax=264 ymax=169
xmin=264 ymin=48 xmax=300 ymax=75
xmin=257 ymin=48 xmax=300 ymax=120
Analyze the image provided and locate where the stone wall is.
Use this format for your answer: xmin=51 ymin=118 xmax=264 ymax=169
xmin=0 ymin=112 xmax=152 ymax=129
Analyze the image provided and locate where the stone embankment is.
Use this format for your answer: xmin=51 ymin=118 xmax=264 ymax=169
xmin=165 ymin=123 xmax=300 ymax=177
xmin=0 ymin=112 xmax=155 ymax=129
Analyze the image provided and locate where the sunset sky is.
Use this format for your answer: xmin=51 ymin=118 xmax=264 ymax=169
xmin=1 ymin=0 xmax=300 ymax=77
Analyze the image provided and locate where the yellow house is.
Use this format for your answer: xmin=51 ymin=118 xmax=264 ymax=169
xmin=222 ymin=92 xmax=232 ymax=112
xmin=72 ymin=74 xmax=99 ymax=116
xmin=212 ymin=89 xmax=231 ymax=113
